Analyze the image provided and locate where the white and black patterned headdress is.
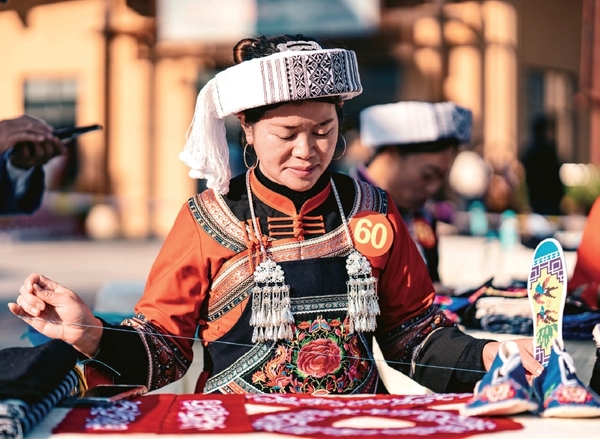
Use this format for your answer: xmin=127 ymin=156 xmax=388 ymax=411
xmin=179 ymin=40 xmax=363 ymax=194
xmin=360 ymin=101 xmax=472 ymax=148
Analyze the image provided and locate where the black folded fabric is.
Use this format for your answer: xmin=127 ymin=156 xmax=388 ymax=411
xmin=0 ymin=370 xmax=79 ymax=439
xmin=0 ymin=340 xmax=77 ymax=404
xmin=591 ymin=348 xmax=600 ymax=395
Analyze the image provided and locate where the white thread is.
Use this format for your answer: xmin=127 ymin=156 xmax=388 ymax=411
xmin=14 ymin=315 xmax=482 ymax=374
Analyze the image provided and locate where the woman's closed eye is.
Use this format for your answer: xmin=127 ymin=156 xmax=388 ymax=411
xmin=276 ymin=128 xmax=333 ymax=140
xmin=314 ymin=128 xmax=334 ymax=138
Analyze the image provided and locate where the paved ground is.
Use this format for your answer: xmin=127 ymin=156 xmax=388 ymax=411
xmin=0 ymin=234 xmax=578 ymax=350
xmin=0 ymin=238 xmax=163 ymax=350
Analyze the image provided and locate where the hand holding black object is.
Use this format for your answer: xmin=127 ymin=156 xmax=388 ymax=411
xmin=0 ymin=115 xmax=66 ymax=169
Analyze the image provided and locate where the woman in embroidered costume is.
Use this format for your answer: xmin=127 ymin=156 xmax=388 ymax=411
xmin=9 ymin=35 xmax=542 ymax=395
xmin=355 ymin=101 xmax=472 ymax=296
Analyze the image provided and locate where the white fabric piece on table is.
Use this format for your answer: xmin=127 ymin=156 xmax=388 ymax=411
xmin=474 ymin=297 xmax=532 ymax=319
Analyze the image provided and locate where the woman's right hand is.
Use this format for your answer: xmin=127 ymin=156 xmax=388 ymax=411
xmin=8 ymin=273 xmax=104 ymax=358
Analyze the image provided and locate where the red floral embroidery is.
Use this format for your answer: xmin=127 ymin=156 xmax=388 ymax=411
xmin=480 ymin=382 xmax=516 ymax=403
xmin=551 ymin=385 xmax=593 ymax=406
xmin=297 ymin=339 xmax=341 ymax=378
xmin=250 ymin=315 xmax=373 ymax=394
xmin=297 ymin=321 xmax=311 ymax=330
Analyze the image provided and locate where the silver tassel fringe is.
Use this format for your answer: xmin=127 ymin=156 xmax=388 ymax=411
xmin=346 ymin=250 xmax=380 ymax=333
xmin=250 ymin=258 xmax=294 ymax=343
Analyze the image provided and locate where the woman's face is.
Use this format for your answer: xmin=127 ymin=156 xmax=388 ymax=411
xmin=385 ymin=148 xmax=457 ymax=210
xmin=239 ymin=100 xmax=339 ymax=192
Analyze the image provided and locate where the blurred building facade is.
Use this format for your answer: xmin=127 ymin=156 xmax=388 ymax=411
xmin=0 ymin=0 xmax=594 ymax=237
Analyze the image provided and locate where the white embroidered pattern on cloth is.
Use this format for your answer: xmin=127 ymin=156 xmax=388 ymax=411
xmin=86 ymin=401 xmax=141 ymax=431
xmin=246 ymin=393 xmax=469 ymax=407
xmin=178 ymin=400 xmax=229 ymax=431
xmin=247 ymin=393 xmax=516 ymax=437
xmin=81 ymin=398 xmax=231 ymax=432
xmin=251 ymin=407 xmax=499 ymax=437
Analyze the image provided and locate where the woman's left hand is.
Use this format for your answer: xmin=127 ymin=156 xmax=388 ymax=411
xmin=8 ymin=273 xmax=103 ymax=357
xmin=482 ymin=339 xmax=544 ymax=380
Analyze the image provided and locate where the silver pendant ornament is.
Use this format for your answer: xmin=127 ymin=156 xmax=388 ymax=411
xmin=346 ymin=250 xmax=380 ymax=333
xmin=249 ymin=258 xmax=294 ymax=343
xmin=246 ymin=171 xmax=380 ymax=344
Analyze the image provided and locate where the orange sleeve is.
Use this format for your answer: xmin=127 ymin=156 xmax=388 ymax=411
xmin=569 ymin=197 xmax=600 ymax=308
xmin=134 ymin=203 xmax=209 ymax=359
xmin=374 ymin=194 xmax=437 ymax=334
xmin=570 ymin=197 xmax=600 ymax=290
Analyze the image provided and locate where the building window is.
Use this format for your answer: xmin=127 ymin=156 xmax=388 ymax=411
xmin=23 ymin=79 xmax=78 ymax=190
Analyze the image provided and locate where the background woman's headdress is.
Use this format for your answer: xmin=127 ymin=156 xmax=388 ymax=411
xmin=180 ymin=41 xmax=363 ymax=194
xmin=359 ymin=101 xmax=473 ymax=149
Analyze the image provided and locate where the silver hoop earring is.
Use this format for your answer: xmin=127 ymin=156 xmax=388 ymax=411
xmin=243 ymin=143 xmax=258 ymax=169
xmin=333 ymin=135 xmax=347 ymax=161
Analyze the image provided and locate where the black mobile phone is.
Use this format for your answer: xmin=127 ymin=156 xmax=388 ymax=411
xmin=60 ymin=384 xmax=147 ymax=407
xmin=52 ymin=124 xmax=103 ymax=141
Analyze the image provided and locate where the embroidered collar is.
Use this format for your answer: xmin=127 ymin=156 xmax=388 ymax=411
xmin=250 ymin=168 xmax=331 ymax=216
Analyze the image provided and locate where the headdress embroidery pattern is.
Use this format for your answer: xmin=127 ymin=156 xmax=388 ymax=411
xmin=433 ymin=102 xmax=472 ymax=144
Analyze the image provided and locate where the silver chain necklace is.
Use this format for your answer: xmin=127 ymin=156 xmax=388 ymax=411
xmin=245 ymin=171 xmax=379 ymax=343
